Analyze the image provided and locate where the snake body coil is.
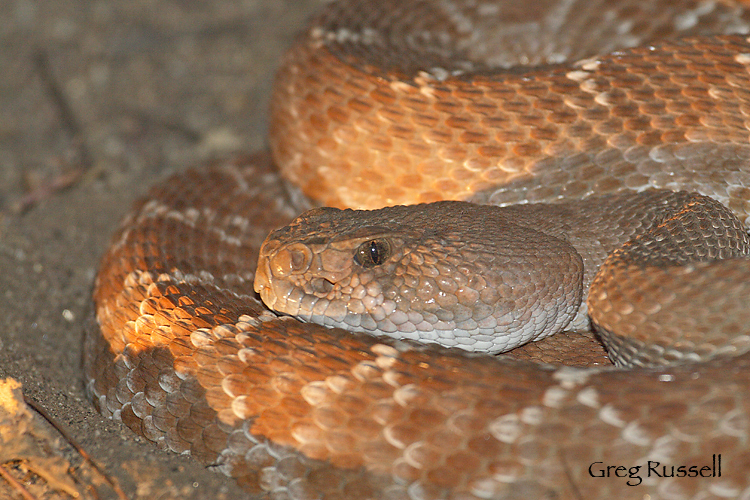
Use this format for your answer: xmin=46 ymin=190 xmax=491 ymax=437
xmin=87 ymin=1 xmax=750 ymax=498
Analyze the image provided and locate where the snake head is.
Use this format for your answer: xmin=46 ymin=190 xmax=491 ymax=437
xmin=255 ymin=201 xmax=584 ymax=353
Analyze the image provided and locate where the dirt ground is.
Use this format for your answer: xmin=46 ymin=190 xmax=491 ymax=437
xmin=0 ymin=0 xmax=325 ymax=498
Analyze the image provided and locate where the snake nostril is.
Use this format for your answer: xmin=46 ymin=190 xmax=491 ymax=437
xmin=312 ymin=278 xmax=334 ymax=294
xmin=270 ymin=243 xmax=313 ymax=277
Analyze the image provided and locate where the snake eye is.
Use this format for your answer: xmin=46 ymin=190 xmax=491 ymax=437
xmin=354 ymin=239 xmax=390 ymax=268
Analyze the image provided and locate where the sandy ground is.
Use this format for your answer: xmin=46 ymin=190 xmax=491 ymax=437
xmin=0 ymin=0 xmax=324 ymax=497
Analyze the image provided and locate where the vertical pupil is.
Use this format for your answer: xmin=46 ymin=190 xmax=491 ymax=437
xmin=355 ymin=239 xmax=388 ymax=267
xmin=369 ymin=241 xmax=380 ymax=263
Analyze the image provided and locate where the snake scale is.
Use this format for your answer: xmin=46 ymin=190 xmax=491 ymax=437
xmin=86 ymin=0 xmax=750 ymax=498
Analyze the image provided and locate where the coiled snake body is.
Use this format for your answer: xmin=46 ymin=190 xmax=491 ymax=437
xmin=87 ymin=1 xmax=750 ymax=498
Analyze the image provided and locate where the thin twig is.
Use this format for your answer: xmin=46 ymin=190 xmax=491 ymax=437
xmin=11 ymin=49 xmax=92 ymax=213
xmin=33 ymin=49 xmax=93 ymax=171
xmin=0 ymin=463 xmax=38 ymax=500
xmin=23 ymin=396 xmax=130 ymax=500
xmin=12 ymin=169 xmax=86 ymax=214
